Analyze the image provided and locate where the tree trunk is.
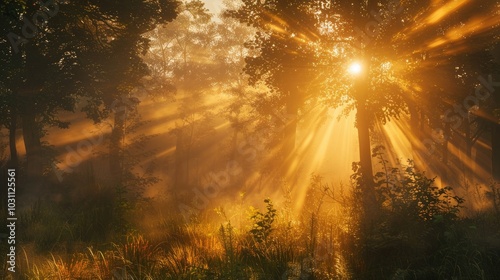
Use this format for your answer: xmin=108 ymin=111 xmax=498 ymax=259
xmin=174 ymin=128 xmax=187 ymax=187
xmin=185 ymin=125 xmax=194 ymax=186
xmin=408 ymin=105 xmax=419 ymax=136
xmin=21 ymin=43 xmax=46 ymax=183
xmin=356 ymin=102 xmax=376 ymax=208
xmin=22 ymin=112 xmax=43 ymax=180
xmin=408 ymin=104 xmax=423 ymax=168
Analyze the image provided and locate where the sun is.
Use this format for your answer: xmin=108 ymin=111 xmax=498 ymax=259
xmin=348 ymin=62 xmax=362 ymax=75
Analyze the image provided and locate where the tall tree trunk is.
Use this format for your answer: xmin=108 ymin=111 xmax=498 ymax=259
xmin=352 ymin=58 xmax=377 ymax=230
xmin=354 ymin=97 xmax=379 ymax=280
xmin=185 ymin=125 xmax=194 ymax=186
xmin=408 ymin=104 xmax=419 ymax=136
xmin=22 ymin=112 xmax=43 ymax=180
xmin=174 ymin=128 xmax=187 ymax=187
xmin=21 ymin=43 xmax=46 ymax=183
xmin=408 ymin=104 xmax=423 ymax=168
xmin=356 ymin=102 xmax=376 ymax=211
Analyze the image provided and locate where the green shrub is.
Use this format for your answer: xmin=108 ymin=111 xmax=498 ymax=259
xmin=249 ymin=198 xmax=276 ymax=244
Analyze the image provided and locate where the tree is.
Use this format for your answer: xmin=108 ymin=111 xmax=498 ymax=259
xmin=230 ymin=0 xmax=500 ymax=222
xmin=229 ymin=0 xmax=319 ymax=162
xmin=1 ymin=0 xmax=88 ymax=182
xmin=146 ymin=0 xmax=218 ymax=188
xmin=0 ymin=0 xmax=178 ymax=186
xmin=212 ymin=4 xmax=258 ymax=162
xmin=95 ymin=1 xmax=178 ymax=185
xmin=397 ymin=1 xmax=500 ymax=181
xmin=229 ymin=0 xmax=407 ymax=214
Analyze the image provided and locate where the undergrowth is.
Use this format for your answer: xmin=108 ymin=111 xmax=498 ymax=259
xmin=4 ymin=148 xmax=500 ymax=279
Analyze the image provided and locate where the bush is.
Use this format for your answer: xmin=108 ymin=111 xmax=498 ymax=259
xmin=352 ymin=146 xmax=500 ymax=279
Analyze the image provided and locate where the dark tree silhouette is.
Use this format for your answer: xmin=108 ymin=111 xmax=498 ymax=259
xmin=0 ymin=0 xmax=178 ymax=187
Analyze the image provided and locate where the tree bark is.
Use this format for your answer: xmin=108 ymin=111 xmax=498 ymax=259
xmin=356 ymin=102 xmax=376 ymax=210
xmin=21 ymin=44 xmax=45 ymax=181
xmin=21 ymin=111 xmax=43 ymax=180
xmin=353 ymin=59 xmax=378 ymax=229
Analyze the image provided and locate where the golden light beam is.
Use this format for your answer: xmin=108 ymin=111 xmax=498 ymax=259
xmin=291 ymin=109 xmax=358 ymax=211
xmin=426 ymin=0 xmax=472 ymax=25
xmin=393 ymin=1 xmax=499 ymax=59
xmin=404 ymin=0 xmax=472 ymax=37
xmin=424 ymin=13 xmax=500 ymax=55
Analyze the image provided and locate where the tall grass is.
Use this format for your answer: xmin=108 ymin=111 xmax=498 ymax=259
xmin=11 ymin=157 xmax=500 ymax=279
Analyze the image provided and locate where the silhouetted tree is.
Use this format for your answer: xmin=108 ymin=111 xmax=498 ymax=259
xmin=0 ymin=0 xmax=178 ymax=187
xmin=231 ymin=0 xmax=500 ymax=210
xmin=146 ymin=0 xmax=217 ymax=188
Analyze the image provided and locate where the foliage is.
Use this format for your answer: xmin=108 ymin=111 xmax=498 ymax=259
xmin=346 ymin=146 xmax=500 ymax=279
xmin=216 ymin=221 xmax=250 ymax=279
xmin=373 ymin=146 xmax=464 ymax=223
xmin=113 ymin=234 xmax=161 ymax=278
xmin=16 ymin=184 xmax=147 ymax=254
xmin=0 ymin=0 xmax=178 ymax=179
xmin=249 ymin=198 xmax=277 ymax=244
xmin=11 ymin=182 xmax=500 ymax=279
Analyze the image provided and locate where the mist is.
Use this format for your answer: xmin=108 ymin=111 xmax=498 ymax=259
xmin=1 ymin=0 xmax=500 ymax=279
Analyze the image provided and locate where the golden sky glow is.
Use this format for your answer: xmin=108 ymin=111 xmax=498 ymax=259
xmin=348 ymin=62 xmax=362 ymax=75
